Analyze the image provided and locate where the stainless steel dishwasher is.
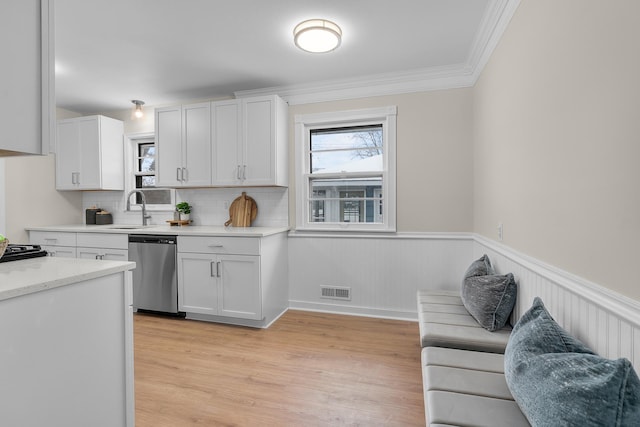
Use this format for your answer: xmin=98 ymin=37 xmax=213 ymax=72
xmin=128 ymin=234 xmax=180 ymax=315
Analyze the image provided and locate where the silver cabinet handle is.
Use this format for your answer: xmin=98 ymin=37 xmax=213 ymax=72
xmin=183 ymin=167 xmax=188 ymax=182
xmin=208 ymin=244 xmax=223 ymax=248
xmin=236 ymin=165 xmax=241 ymax=180
xmin=210 ymin=261 xmax=216 ymax=277
xmin=76 ymin=172 xmax=80 ymax=185
xmin=243 ymin=165 xmax=247 ymax=180
xmin=217 ymin=261 xmax=220 ymax=278
xmin=176 ymin=168 xmax=182 ymax=181
xmin=44 ymin=238 xmax=58 ymax=243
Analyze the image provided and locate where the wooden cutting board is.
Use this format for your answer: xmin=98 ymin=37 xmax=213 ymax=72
xmin=224 ymin=192 xmax=258 ymax=227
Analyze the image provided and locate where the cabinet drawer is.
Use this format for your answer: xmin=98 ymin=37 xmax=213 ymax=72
xmin=30 ymin=231 xmax=77 ymax=247
xmin=178 ymin=236 xmax=259 ymax=255
xmin=42 ymin=245 xmax=76 ymax=258
xmin=77 ymin=233 xmax=128 ymax=250
xmin=77 ymin=247 xmax=128 ymax=261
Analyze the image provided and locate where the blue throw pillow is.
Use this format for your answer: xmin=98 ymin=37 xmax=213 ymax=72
xmin=461 ymin=273 xmax=517 ymax=332
xmin=504 ymin=297 xmax=640 ymax=426
xmin=463 ymin=254 xmax=494 ymax=278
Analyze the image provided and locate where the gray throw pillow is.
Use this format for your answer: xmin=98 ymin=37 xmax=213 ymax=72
xmin=504 ymin=297 xmax=640 ymax=426
xmin=461 ymin=272 xmax=517 ymax=331
xmin=463 ymin=254 xmax=494 ymax=278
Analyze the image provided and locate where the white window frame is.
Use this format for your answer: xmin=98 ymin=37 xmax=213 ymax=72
xmin=125 ymin=132 xmax=175 ymax=211
xmin=295 ymin=106 xmax=397 ymax=232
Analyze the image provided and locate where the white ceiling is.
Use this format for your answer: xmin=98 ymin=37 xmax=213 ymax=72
xmin=54 ymin=0 xmax=518 ymax=114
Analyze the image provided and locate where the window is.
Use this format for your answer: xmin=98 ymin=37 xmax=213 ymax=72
xmin=127 ymin=133 xmax=174 ymax=210
xmin=295 ymin=106 xmax=397 ymax=231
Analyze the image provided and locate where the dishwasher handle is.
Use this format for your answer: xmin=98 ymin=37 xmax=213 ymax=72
xmin=128 ymin=234 xmax=177 ymax=244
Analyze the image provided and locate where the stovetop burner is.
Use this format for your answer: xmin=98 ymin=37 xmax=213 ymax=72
xmin=0 ymin=244 xmax=48 ymax=263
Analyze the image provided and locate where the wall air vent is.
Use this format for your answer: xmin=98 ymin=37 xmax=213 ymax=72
xmin=320 ymin=286 xmax=351 ymax=301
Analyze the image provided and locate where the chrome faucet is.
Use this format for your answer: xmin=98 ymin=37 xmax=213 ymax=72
xmin=126 ymin=190 xmax=152 ymax=226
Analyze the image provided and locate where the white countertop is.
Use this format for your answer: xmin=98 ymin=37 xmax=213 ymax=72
xmin=26 ymin=224 xmax=289 ymax=237
xmin=0 ymin=257 xmax=135 ymax=301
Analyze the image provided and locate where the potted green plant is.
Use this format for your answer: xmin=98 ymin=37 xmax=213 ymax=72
xmin=176 ymin=202 xmax=192 ymax=221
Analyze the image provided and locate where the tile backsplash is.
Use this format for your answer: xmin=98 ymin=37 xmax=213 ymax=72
xmin=82 ymin=187 xmax=289 ymax=227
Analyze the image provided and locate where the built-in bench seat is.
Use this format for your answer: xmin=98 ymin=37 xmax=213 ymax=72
xmin=417 ymin=289 xmax=511 ymax=353
xmin=422 ymin=346 xmax=530 ymax=426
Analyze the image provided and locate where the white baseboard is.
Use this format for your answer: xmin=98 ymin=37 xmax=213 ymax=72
xmin=289 ymin=300 xmax=418 ymax=322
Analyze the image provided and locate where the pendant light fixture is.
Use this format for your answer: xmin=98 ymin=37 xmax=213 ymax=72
xmin=131 ymin=100 xmax=145 ymax=119
xmin=294 ymin=19 xmax=342 ymax=53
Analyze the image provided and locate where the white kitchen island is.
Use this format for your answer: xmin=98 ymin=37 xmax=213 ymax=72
xmin=0 ymin=257 xmax=136 ymax=427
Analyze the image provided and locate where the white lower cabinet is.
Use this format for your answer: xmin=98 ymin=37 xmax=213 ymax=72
xmin=30 ymin=231 xmax=128 ymax=260
xmin=77 ymin=247 xmax=128 ymax=261
xmin=76 ymin=233 xmax=128 ymax=261
xmin=30 ymin=231 xmax=77 ymax=258
xmin=177 ymin=233 xmax=288 ymax=327
xmin=178 ymin=252 xmax=260 ymax=319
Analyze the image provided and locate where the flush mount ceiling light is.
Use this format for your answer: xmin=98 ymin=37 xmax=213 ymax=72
xmin=294 ymin=19 xmax=342 ymax=53
xmin=131 ymin=100 xmax=145 ymax=119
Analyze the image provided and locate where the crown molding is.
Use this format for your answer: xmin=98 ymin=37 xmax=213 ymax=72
xmin=235 ymin=0 xmax=522 ymax=105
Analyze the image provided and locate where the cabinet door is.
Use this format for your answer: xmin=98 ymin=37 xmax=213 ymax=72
xmin=77 ymin=117 xmax=101 ymax=189
xmin=242 ymin=97 xmax=275 ymax=186
xmin=218 ymin=254 xmax=261 ymax=320
xmin=156 ymin=106 xmax=183 ymax=187
xmin=212 ymin=100 xmax=242 ymax=186
xmin=182 ymin=102 xmax=211 ymax=186
xmin=56 ymin=120 xmax=80 ymax=189
xmin=0 ymin=0 xmax=52 ymax=155
xmin=177 ymin=253 xmax=218 ymax=315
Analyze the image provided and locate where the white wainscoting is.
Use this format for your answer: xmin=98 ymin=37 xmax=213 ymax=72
xmin=474 ymin=235 xmax=640 ymax=371
xmin=289 ymin=231 xmax=640 ymax=371
xmin=288 ymin=232 xmax=474 ymax=319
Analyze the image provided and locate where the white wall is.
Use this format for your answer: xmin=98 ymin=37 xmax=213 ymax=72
xmin=289 ymin=233 xmax=473 ymax=319
xmin=473 ymin=0 xmax=640 ymax=301
xmin=2 ymin=108 xmax=83 ymax=243
xmin=288 ymin=89 xmax=474 ymax=233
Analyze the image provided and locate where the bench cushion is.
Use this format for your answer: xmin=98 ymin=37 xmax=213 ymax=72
xmin=422 ymin=346 xmax=530 ymax=427
xmin=417 ymin=290 xmax=511 ymax=353
xmin=426 ymin=391 xmax=530 ymax=427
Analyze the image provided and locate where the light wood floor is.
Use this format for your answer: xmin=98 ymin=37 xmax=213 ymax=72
xmin=134 ymin=310 xmax=425 ymax=426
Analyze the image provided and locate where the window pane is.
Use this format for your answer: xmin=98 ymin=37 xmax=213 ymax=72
xmin=134 ymin=189 xmax=172 ymax=205
xmin=309 ymin=177 xmax=383 ymax=223
xmin=310 ymin=125 xmax=383 ymax=174
xmin=311 ymin=149 xmax=383 ymax=173
xmin=139 ymin=157 xmax=155 ymax=173
xmin=138 ymin=143 xmax=156 ymax=173
xmin=142 ymin=189 xmax=172 ymax=205
xmin=140 ymin=145 xmax=155 ymax=158
xmin=311 ymin=125 xmax=382 ymax=151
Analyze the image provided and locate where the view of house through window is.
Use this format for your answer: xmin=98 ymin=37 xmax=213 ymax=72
xmin=134 ymin=140 xmax=173 ymax=206
xmin=309 ymin=125 xmax=383 ymax=224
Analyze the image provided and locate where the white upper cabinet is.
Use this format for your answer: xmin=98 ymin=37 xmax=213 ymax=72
xmin=212 ymin=95 xmax=288 ymax=187
xmin=156 ymin=102 xmax=211 ymax=187
xmin=241 ymin=96 xmax=288 ymax=186
xmin=0 ymin=0 xmax=54 ymax=156
xmin=211 ymin=100 xmax=242 ymax=186
xmin=157 ymin=95 xmax=288 ymax=188
xmin=55 ymin=115 xmax=124 ymax=190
